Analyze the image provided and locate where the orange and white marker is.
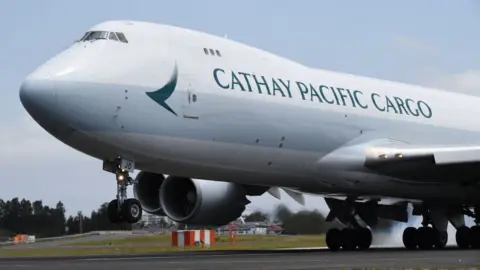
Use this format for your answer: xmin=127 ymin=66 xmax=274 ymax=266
xmin=171 ymin=230 xmax=215 ymax=247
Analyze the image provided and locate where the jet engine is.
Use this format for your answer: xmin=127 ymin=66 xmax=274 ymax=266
xmin=159 ymin=176 xmax=251 ymax=226
xmin=133 ymin=171 xmax=166 ymax=215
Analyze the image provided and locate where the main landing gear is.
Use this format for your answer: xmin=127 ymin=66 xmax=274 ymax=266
xmin=326 ymin=227 xmax=372 ymax=251
xmin=455 ymin=206 xmax=480 ymax=249
xmin=103 ymin=158 xmax=143 ymax=224
xmin=324 ymin=198 xmax=373 ymax=251
xmin=402 ymin=210 xmax=448 ymax=250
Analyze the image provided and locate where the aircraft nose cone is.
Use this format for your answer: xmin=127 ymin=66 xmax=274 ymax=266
xmin=19 ymin=72 xmax=57 ymax=118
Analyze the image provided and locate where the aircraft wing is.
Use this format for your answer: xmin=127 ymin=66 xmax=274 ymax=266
xmin=362 ymin=141 xmax=480 ymax=185
xmin=265 ymin=138 xmax=480 ymax=206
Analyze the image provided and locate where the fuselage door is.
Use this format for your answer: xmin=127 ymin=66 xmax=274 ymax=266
xmin=182 ymin=85 xmax=199 ymax=120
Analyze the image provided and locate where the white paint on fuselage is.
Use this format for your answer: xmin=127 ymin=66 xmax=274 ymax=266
xmin=68 ymin=21 xmax=480 ymax=133
xmin=20 ymin=20 xmax=480 ymax=204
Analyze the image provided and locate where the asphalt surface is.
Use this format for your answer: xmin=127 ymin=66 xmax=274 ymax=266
xmin=0 ymin=248 xmax=478 ymax=269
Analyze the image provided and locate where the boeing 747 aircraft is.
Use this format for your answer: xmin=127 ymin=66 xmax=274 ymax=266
xmin=19 ymin=20 xmax=479 ymax=251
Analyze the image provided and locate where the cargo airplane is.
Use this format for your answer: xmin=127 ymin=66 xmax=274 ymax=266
xmin=19 ymin=20 xmax=480 ymax=251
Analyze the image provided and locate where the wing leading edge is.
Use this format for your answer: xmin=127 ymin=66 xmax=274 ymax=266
xmin=363 ymin=142 xmax=480 ymax=185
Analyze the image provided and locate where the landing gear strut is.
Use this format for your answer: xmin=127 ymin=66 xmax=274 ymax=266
xmin=455 ymin=205 xmax=480 ymax=249
xmin=103 ymin=158 xmax=143 ymax=224
xmin=402 ymin=207 xmax=448 ymax=250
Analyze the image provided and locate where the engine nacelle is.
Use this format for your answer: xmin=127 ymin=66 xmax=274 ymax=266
xmin=133 ymin=171 xmax=166 ymax=215
xmin=159 ymin=176 xmax=250 ymax=226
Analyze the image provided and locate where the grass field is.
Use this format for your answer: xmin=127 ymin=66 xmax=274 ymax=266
xmin=68 ymin=233 xmax=173 ymax=246
xmin=0 ymin=234 xmax=326 ymax=257
xmin=69 ymin=234 xmax=325 ymax=247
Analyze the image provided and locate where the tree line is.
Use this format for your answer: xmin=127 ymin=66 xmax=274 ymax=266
xmin=0 ymin=198 xmax=396 ymax=238
xmin=0 ymin=197 xmax=131 ymax=238
xmin=243 ymin=204 xmax=396 ymax=235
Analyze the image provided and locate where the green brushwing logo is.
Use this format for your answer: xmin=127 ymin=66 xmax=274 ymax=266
xmin=146 ymin=63 xmax=178 ymax=116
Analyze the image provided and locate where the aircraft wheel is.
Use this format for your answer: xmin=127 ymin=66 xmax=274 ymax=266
xmin=403 ymin=227 xmax=418 ymax=250
xmin=357 ymin=228 xmax=372 ymax=250
xmin=326 ymin=228 xmax=342 ymax=251
xmin=417 ymin=227 xmax=434 ymax=250
xmin=121 ymin=198 xmax=143 ymax=223
xmin=456 ymin=226 xmax=471 ymax=249
xmin=471 ymin=226 xmax=480 ymax=249
xmin=433 ymin=229 xmax=448 ymax=249
xmin=107 ymin=199 xmax=122 ymax=223
xmin=341 ymin=228 xmax=357 ymax=250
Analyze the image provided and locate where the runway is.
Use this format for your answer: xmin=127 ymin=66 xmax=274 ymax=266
xmin=0 ymin=248 xmax=478 ymax=269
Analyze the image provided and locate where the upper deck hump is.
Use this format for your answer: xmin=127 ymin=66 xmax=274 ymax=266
xmin=88 ymin=20 xmax=307 ymax=70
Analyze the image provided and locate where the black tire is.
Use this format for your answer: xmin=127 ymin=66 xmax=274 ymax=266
xmin=326 ymin=228 xmax=342 ymax=251
xmin=433 ymin=229 xmax=448 ymax=249
xmin=357 ymin=228 xmax=372 ymax=250
xmin=341 ymin=228 xmax=357 ymax=250
xmin=121 ymin=198 xmax=143 ymax=223
xmin=402 ymin=227 xmax=418 ymax=250
xmin=455 ymin=226 xmax=471 ymax=249
xmin=107 ymin=199 xmax=122 ymax=223
xmin=417 ymin=227 xmax=434 ymax=250
xmin=470 ymin=226 xmax=480 ymax=249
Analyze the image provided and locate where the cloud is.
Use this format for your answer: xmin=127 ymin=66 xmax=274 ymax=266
xmin=390 ymin=36 xmax=480 ymax=96
xmin=427 ymin=69 xmax=480 ymax=95
xmin=0 ymin=113 xmax=75 ymax=160
xmin=391 ymin=35 xmax=440 ymax=56
xmin=389 ymin=36 xmax=480 ymax=95
xmin=0 ymin=113 xmax=111 ymax=216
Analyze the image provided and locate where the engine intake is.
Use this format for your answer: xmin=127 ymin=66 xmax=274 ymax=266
xmin=159 ymin=176 xmax=250 ymax=226
xmin=133 ymin=171 xmax=166 ymax=215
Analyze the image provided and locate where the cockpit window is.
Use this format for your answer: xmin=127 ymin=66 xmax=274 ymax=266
xmin=78 ymin=31 xmax=128 ymax=43
xmin=108 ymin=32 xmax=119 ymax=41
xmin=83 ymin=31 xmax=109 ymax=41
xmin=116 ymin=32 xmax=128 ymax=43
xmin=79 ymin=32 xmax=90 ymax=41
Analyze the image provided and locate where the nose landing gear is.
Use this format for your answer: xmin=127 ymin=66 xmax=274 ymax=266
xmin=103 ymin=158 xmax=143 ymax=224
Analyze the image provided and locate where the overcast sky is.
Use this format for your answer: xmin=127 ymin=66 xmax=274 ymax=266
xmin=1 ymin=0 xmax=479 ymax=225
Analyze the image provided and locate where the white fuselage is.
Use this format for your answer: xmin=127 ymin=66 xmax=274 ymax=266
xmin=19 ymin=21 xmax=480 ymax=204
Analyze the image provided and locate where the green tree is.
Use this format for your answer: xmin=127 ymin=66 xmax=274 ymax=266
xmin=244 ymin=210 xmax=269 ymax=222
xmin=0 ymin=198 xmax=70 ymax=238
xmin=0 ymin=197 xmax=136 ymax=238
xmin=282 ymin=210 xmax=326 ymax=235
xmin=273 ymin=204 xmax=292 ymax=223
